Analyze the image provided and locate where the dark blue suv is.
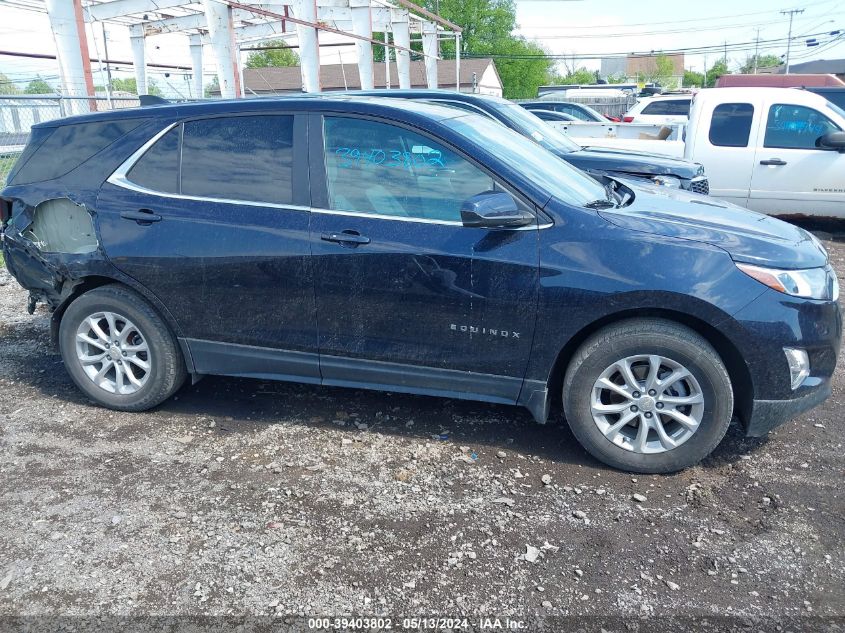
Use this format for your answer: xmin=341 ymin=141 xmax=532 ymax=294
xmin=1 ymin=96 xmax=840 ymax=473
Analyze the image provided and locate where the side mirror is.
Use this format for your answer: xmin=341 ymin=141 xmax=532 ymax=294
xmin=816 ymin=131 xmax=845 ymax=152
xmin=460 ymin=191 xmax=534 ymax=228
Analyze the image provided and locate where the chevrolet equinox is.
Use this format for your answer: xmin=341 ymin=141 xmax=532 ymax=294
xmin=1 ymin=96 xmax=840 ymax=473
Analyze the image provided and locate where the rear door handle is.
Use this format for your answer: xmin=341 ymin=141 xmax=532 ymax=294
xmin=760 ymin=158 xmax=787 ymax=166
xmin=321 ymin=231 xmax=371 ymax=246
xmin=120 ymin=209 xmax=162 ymax=224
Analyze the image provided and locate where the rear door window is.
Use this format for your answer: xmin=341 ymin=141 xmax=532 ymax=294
xmin=709 ymin=103 xmax=754 ymax=147
xmin=181 ymin=115 xmax=295 ymax=204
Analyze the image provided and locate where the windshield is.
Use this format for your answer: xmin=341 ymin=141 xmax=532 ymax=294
xmin=443 ymin=113 xmax=608 ymax=208
xmin=490 ymin=102 xmax=583 ymax=154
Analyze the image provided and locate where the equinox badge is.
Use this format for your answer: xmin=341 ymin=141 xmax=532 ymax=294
xmin=451 ymin=324 xmax=521 ymax=339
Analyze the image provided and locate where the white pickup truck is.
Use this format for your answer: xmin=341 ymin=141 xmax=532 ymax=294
xmin=559 ymin=88 xmax=845 ymax=218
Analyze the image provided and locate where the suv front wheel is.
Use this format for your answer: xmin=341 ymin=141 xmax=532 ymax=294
xmin=563 ymin=319 xmax=733 ymax=473
xmin=59 ymin=284 xmax=187 ymax=411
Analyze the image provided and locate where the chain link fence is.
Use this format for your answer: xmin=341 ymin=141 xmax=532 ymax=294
xmin=1 ymin=95 xmax=141 ymax=185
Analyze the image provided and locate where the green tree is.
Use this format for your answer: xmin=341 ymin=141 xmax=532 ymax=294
xmin=642 ymin=54 xmax=677 ymax=88
xmin=0 ymin=72 xmax=19 ymax=95
xmin=740 ymin=54 xmax=781 ymax=74
xmin=109 ymin=77 xmax=163 ymax=96
xmin=552 ymin=66 xmax=596 ymax=85
xmin=24 ymin=76 xmax=53 ymax=94
xmin=705 ymin=59 xmax=729 ymax=87
xmin=204 ymin=75 xmax=220 ymax=98
xmin=494 ymin=37 xmax=554 ymax=99
xmin=683 ymin=69 xmax=704 ymax=88
xmin=245 ymin=40 xmax=299 ymax=68
xmin=403 ymin=0 xmax=554 ymax=98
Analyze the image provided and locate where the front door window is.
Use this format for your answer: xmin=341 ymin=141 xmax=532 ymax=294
xmin=322 ymin=116 xmax=496 ymax=222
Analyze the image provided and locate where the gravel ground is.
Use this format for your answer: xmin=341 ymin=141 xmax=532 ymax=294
xmin=0 ymin=233 xmax=844 ymax=632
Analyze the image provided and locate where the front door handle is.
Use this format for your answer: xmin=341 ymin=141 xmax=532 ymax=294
xmin=760 ymin=158 xmax=787 ymax=166
xmin=120 ymin=209 xmax=162 ymax=224
xmin=321 ymin=230 xmax=371 ymax=246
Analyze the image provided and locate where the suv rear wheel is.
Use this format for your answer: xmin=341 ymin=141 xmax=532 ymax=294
xmin=59 ymin=284 xmax=186 ymax=411
xmin=563 ymin=319 xmax=733 ymax=473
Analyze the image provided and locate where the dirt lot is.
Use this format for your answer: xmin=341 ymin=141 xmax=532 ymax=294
xmin=0 ymin=233 xmax=844 ymax=631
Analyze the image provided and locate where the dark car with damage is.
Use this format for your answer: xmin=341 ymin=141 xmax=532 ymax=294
xmin=1 ymin=95 xmax=840 ymax=473
xmin=352 ymin=89 xmax=710 ymax=193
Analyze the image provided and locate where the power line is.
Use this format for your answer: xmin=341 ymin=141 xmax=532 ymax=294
xmin=449 ymin=27 xmax=842 ymax=61
xmin=519 ymin=12 xmax=845 ymax=40
xmin=516 ymin=0 xmax=839 ymax=30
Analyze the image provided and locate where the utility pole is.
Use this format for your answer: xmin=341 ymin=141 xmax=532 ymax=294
xmin=703 ymin=53 xmax=707 ymax=87
xmin=781 ymin=8 xmax=804 ymax=73
xmin=753 ymin=28 xmax=761 ymax=73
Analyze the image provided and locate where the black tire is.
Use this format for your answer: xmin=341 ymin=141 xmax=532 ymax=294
xmin=562 ymin=318 xmax=733 ymax=473
xmin=58 ymin=284 xmax=187 ymax=411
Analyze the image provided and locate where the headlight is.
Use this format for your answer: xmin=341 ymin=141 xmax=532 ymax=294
xmin=736 ymin=263 xmax=838 ymax=301
xmin=650 ymin=175 xmax=682 ymax=188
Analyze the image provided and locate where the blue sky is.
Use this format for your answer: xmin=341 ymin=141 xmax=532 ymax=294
xmin=1 ymin=0 xmax=843 ymax=95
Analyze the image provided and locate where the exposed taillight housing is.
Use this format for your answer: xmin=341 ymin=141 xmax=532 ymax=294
xmin=622 ymin=116 xmax=635 ymax=123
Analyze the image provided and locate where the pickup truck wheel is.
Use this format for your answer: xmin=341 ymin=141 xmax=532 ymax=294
xmin=563 ymin=319 xmax=733 ymax=473
xmin=59 ymin=284 xmax=186 ymax=411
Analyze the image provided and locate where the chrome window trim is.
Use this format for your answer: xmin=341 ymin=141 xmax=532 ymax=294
xmin=108 ymin=124 xmax=552 ymax=229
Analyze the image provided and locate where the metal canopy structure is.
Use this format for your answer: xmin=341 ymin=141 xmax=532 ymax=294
xmin=23 ymin=0 xmax=461 ymax=109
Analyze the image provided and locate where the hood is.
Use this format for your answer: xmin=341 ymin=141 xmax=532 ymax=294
xmin=566 ymin=146 xmax=701 ymax=179
xmin=599 ymin=181 xmax=828 ymax=269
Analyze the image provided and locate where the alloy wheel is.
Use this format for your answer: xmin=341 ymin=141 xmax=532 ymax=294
xmin=75 ymin=311 xmax=151 ymax=395
xmin=590 ymin=354 xmax=704 ymax=454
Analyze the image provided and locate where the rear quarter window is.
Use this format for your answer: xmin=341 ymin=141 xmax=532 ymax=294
xmin=9 ymin=118 xmax=146 ymax=185
xmin=708 ymin=103 xmax=754 ymax=147
xmin=126 ymin=126 xmax=180 ymax=193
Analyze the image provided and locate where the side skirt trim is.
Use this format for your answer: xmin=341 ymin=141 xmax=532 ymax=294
xmin=183 ymin=338 xmax=531 ymax=410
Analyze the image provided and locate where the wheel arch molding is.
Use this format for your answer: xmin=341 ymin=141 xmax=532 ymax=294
xmin=535 ymin=303 xmax=754 ymax=427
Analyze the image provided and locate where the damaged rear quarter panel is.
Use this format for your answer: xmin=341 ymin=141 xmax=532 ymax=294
xmin=2 ymin=187 xmax=107 ymax=310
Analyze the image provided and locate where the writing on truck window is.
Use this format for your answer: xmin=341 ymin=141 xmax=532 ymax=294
xmin=334 ymin=146 xmax=446 ymax=169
